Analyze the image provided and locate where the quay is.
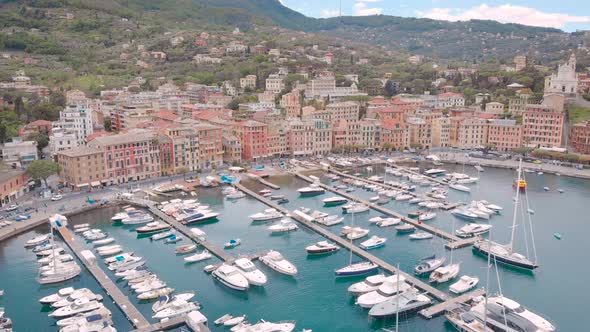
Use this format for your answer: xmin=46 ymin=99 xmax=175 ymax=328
xmin=257 ymin=177 xmax=280 ymax=190
xmin=295 ymin=172 xmax=464 ymax=244
xmin=55 ymin=226 xmax=151 ymax=329
xmin=126 ymin=199 xmax=234 ymax=262
xmin=419 ymin=288 xmax=486 ymax=319
xmin=131 ymin=315 xmax=210 ymax=332
xmin=234 ymin=183 xmax=451 ymax=302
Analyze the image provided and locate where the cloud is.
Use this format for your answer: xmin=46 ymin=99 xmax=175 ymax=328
xmin=357 ymin=0 xmax=383 ymax=2
xmin=354 ymin=2 xmax=383 ymax=16
xmin=320 ymin=9 xmax=340 ymax=18
xmin=419 ymin=4 xmax=590 ymax=29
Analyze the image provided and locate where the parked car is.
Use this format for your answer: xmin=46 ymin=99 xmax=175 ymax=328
xmin=4 ymin=205 xmax=18 ymax=212
xmin=51 ymin=194 xmax=63 ymax=201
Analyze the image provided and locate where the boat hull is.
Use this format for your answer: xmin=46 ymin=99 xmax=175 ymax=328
xmin=212 ymin=273 xmax=248 ymax=291
xmin=472 ymin=245 xmax=538 ymax=270
xmin=335 ymin=265 xmax=378 ymax=277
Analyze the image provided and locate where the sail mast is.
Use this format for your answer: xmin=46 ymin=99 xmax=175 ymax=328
xmin=508 ymin=159 xmax=522 ymax=250
xmin=349 ymin=209 xmax=354 ymax=266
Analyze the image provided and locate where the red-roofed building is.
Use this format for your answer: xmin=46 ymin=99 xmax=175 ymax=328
xmin=155 ymin=110 xmax=180 ymax=122
xmin=85 ymin=130 xmax=113 ymax=142
xmin=380 ymin=119 xmax=409 ymax=150
xmin=19 ymin=119 xmax=52 ymax=138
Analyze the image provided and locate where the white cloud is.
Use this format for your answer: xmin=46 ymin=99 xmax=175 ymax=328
xmin=357 ymin=0 xmax=383 ymax=2
xmin=419 ymin=4 xmax=590 ymax=29
xmin=354 ymin=2 xmax=383 ymax=16
xmin=320 ymin=9 xmax=340 ymax=18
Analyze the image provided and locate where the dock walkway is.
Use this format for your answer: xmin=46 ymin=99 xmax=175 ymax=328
xmin=131 ymin=315 xmax=210 ymax=332
xmin=235 ymin=183 xmax=450 ymax=302
xmin=55 ymin=226 xmax=150 ymax=329
xmin=127 ymin=199 xmax=233 ymax=262
xmin=419 ymin=288 xmax=486 ymax=319
xmin=257 ymin=177 xmax=280 ymax=190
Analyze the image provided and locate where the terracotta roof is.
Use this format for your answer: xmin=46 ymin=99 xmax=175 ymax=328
xmin=57 ymin=146 xmax=102 ymax=157
xmin=28 ymin=119 xmax=52 ymax=126
xmin=155 ymin=110 xmax=180 ymax=121
xmin=381 ymin=118 xmax=404 ymax=130
xmin=85 ymin=130 xmax=113 ymax=142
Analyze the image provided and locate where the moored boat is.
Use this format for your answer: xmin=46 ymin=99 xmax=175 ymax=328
xmin=305 ymin=241 xmax=339 ymax=255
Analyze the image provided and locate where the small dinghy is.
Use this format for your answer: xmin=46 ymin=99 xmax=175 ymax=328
xmin=92 ymin=238 xmax=115 ymax=246
xmin=165 ymin=235 xmax=183 ymax=244
xmin=184 ymin=250 xmax=212 ymax=263
xmin=395 ymin=224 xmax=416 ymax=233
xmin=175 ymin=244 xmax=197 ymax=254
xmin=409 ymin=232 xmax=433 ymax=240
xmin=214 ymin=314 xmax=233 ymax=325
xmin=224 ymin=315 xmax=246 ymax=326
xmin=449 ymin=275 xmax=479 ymax=294
xmin=224 ymin=239 xmax=241 ymax=248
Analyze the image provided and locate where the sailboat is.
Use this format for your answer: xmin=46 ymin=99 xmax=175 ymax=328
xmin=36 ymin=215 xmax=81 ymax=285
xmin=472 ymin=159 xmax=539 ymax=271
xmin=429 ymin=213 xmax=459 ymax=283
xmin=334 ymin=205 xmax=378 ymax=277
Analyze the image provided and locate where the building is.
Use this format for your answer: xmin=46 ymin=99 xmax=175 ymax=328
xmin=571 ymin=121 xmax=590 ymax=154
xmin=432 ymin=117 xmax=451 ymax=148
xmin=325 ymin=101 xmax=360 ymax=123
xmin=0 ymin=170 xmax=29 ymax=206
xmin=485 ymin=102 xmax=505 ymax=114
xmin=54 ymin=105 xmax=94 ymax=145
xmin=544 ymin=54 xmax=579 ymax=96
xmin=87 ymin=129 xmax=162 ymax=184
xmin=240 ymin=75 xmax=257 ymax=90
xmin=522 ymin=104 xmax=564 ymax=148
xmin=305 ymin=75 xmax=366 ymax=101
xmin=1 ymin=137 xmax=38 ymax=168
xmin=56 ymin=146 xmax=106 ymax=190
xmin=287 ymin=119 xmax=315 ymax=156
xmin=280 ymin=91 xmax=301 ymax=118
xmin=514 ymin=55 xmax=528 ymax=71
xmin=487 ymin=119 xmax=523 ymax=151
xmin=436 ymin=92 xmax=465 ymax=108
xmin=359 ymin=118 xmax=379 ymax=149
xmin=508 ymin=92 xmax=532 ymax=114
xmin=235 ymin=120 xmax=268 ymax=160
xmin=222 ymin=136 xmax=242 ymax=163
xmin=48 ymin=127 xmax=79 ymax=156
xmin=406 ymin=117 xmax=432 ymax=149
xmin=456 ymin=118 xmax=488 ymax=149
xmin=380 ymin=119 xmax=409 ymax=150
xmin=265 ymin=74 xmax=285 ymax=93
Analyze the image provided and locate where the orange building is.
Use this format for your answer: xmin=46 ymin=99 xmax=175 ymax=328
xmin=0 ymin=170 xmax=29 ymax=206
xmin=235 ymin=120 xmax=268 ymax=161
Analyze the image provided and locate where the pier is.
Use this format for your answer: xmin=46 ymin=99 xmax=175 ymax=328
xmin=131 ymin=316 xmax=210 ymax=332
xmin=419 ymin=288 xmax=486 ymax=319
xmin=55 ymin=226 xmax=151 ymax=329
xmin=257 ymin=177 xmax=280 ymax=190
xmin=234 ymin=183 xmax=450 ymax=302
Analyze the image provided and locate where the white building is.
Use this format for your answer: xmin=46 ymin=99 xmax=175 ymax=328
xmin=544 ymin=54 xmax=579 ymax=96
xmin=1 ymin=137 xmax=38 ymax=168
xmin=48 ymin=127 xmax=79 ymax=156
xmin=53 ymin=105 xmax=94 ymax=146
xmin=265 ymin=74 xmax=285 ymax=93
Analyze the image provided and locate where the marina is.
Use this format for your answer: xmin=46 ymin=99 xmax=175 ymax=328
xmin=0 ymin=162 xmax=588 ymax=331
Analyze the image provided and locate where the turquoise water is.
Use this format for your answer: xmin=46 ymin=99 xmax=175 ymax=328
xmin=0 ymin=164 xmax=588 ymax=331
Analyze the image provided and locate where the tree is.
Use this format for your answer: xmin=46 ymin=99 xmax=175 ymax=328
xmin=26 ymin=160 xmax=60 ymax=188
xmin=176 ymin=167 xmax=189 ymax=180
xmin=104 ymin=117 xmax=112 ymax=131
xmin=27 ymin=132 xmax=49 ymax=155
xmin=383 ymin=80 xmax=398 ymax=97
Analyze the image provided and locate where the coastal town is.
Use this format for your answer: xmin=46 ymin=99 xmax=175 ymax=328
xmin=1 ymin=1 xmax=590 ymax=332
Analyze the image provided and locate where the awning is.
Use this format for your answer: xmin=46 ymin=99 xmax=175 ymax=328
xmin=76 ymin=183 xmax=89 ymax=188
xmin=90 ymin=181 xmax=101 ymax=187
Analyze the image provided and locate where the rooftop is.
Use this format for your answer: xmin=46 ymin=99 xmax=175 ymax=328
xmin=0 ymin=169 xmax=26 ymax=184
xmin=57 ymin=146 xmax=102 ymax=157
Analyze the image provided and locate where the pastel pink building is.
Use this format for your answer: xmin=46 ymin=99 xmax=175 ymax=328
xmin=235 ymin=120 xmax=268 ymax=160
xmin=522 ymin=104 xmax=564 ymax=148
xmin=487 ymin=119 xmax=523 ymax=151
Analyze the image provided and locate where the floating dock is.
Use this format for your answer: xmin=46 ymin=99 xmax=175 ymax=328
xmin=235 ymin=183 xmax=450 ymax=302
xmin=131 ymin=315 xmax=210 ymax=332
xmin=55 ymin=226 xmax=151 ymax=329
xmin=419 ymin=288 xmax=486 ymax=319
xmin=257 ymin=177 xmax=280 ymax=190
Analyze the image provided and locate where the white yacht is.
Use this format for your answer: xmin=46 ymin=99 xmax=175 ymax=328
xmin=249 ymin=209 xmax=283 ymax=222
xmin=409 ymin=232 xmax=434 ymax=240
xmin=449 ymin=275 xmax=479 ymax=294
xmin=342 ymin=202 xmax=369 ymax=214
xmin=234 ymin=258 xmax=268 ymax=286
xmin=49 ymin=298 xmax=104 ymax=318
xmin=346 ymin=227 xmax=369 ymax=240
xmin=184 ymin=250 xmax=212 ymax=263
xmin=136 ymin=222 xmax=171 ymax=234
xmin=258 ymin=250 xmax=297 ymax=276
xmin=395 ymin=194 xmax=413 ymax=201
xmin=212 ymin=264 xmax=250 ymax=291
xmin=60 ymin=318 xmax=115 ymax=332
xmin=55 ymin=307 xmax=112 ymax=327
xmin=414 ymin=255 xmax=446 ymax=275
xmin=456 ymin=223 xmax=492 ymax=238
xmin=137 ymin=287 xmax=175 ymax=300
xmin=445 ymin=305 xmax=494 ymax=332
xmin=267 ymin=219 xmax=298 ymax=234
xmin=360 ymin=236 xmax=387 ymax=250
xmin=297 ymin=184 xmax=325 ymax=195
xmin=121 ymin=212 xmax=154 ymax=225
xmin=24 ymin=234 xmax=50 ymax=248
xmin=235 ymin=320 xmax=296 ymax=332
xmin=450 ymin=184 xmax=471 ymax=193
xmin=316 ymin=215 xmax=344 ymax=226
xmin=377 ymin=218 xmax=401 ymax=228
xmin=356 ymin=275 xmax=411 ymax=308
xmin=51 ymin=289 xmax=102 ymax=308
xmin=348 ymin=274 xmax=386 ymax=296
xmin=419 ymin=212 xmax=436 ymax=221
xmin=39 ymin=287 xmax=75 ymax=304
xmin=323 ymin=196 xmax=348 ymax=205
xmin=368 ymin=288 xmax=432 ymax=318
xmin=152 ymin=299 xmax=199 ymax=320
xmin=429 ymin=263 xmax=460 ymax=283
xmin=305 ymin=241 xmax=340 ymax=254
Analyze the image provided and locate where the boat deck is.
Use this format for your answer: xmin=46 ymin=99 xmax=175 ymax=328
xmin=234 ymin=183 xmax=450 ymax=302
xmin=295 ymin=173 xmax=461 ymax=244
xmin=419 ymin=288 xmax=486 ymax=319
xmin=55 ymin=226 xmax=151 ymax=329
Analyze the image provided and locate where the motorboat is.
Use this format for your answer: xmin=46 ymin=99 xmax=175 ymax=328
xmin=445 ymin=305 xmax=493 ymax=332
xmin=450 ymin=184 xmax=471 ymax=193
xmin=305 ymin=241 xmax=339 ymax=255
xmin=316 ymin=215 xmax=344 ymax=226
xmin=368 ymin=216 xmax=387 ymax=224
xmin=39 ymin=287 xmax=75 ymax=304
xmin=451 ymin=209 xmax=478 ymax=221
xmin=152 ymin=299 xmax=199 ymax=320
xmin=377 ymin=218 xmax=401 ymax=228
xmin=296 ymin=206 xmax=311 ymax=214
xmin=164 ymin=234 xmax=182 ymax=243
xmin=92 ymin=238 xmax=115 ymax=246
xmin=368 ymin=288 xmax=432 ymax=318
xmin=49 ymin=298 xmax=104 ymax=318
xmin=424 ymin=168 xmax=446 ymax=177
xmin=310 ymin=210 xmax=329 ymax=219
xmin=268 ymin=219 xmax=298 ymax=234
xmin=32 ymin=242 xmax=53 ymax=253
xmin=467 ymin=207 xmax=490 ymax=220
xmin=227 ymin=191 xmax=246 ymax=199
xmin=270 ymin=194 xmax=285 ymax=200
xmin=224 ymin=239 xmax=241 ymax=248
xmin=136 ymin=222 xmax=171 ymax=234
xmin=24 ymin=234 xmax=50 ymax=248
xmin=132 ymin=279 xmax=166 ymax=293
xmin=348 ymin=274 xmax=386 ymax=296
xmin=342 ymin=202 xmax=369 ymax=214
xmin=323 ymin=196 xmax=348 ymax=205
xmin=55 ymin=307 xmax=112 ymax=327
xmin=395 ymin=224 xmax=416 ymax=233
xmin=297 ymin=184 xmax=325 ymax=196
xmin=184 ymin=250 xmax=212 ymax=263
xmin=122 ymin=212 xmax=154 ymax=225
xmin=183 ymin=212 xmax=220 ymax=224
xmin=409 ymin=232 xmax=433 ymax=240
xmin=409 ymin=197 xmax=423 ymax=204
xmin=469 ymin=295 xmax=556 ymax=332
xmin=151 ymin=292 xmax=194 ymax=312
xmin=175 ymin=244 xmax=197 ymax=254
xmin=138 ymin=287 xmax=175 ymax=300
xmin=258 ymin=250 xmax=297 ymax=276
xmin=449 ymin=275 xmax=479 ymax=294
xmin=369 ymin=196 xmax=380 ymax=202
xmin=408 ymin=211 xmax=422 ymax=219
xmin=456 ymin=223 xmax=492 ymax=238
xmin=83 ymin=230 xmax=108 ymax=241
xmin=104 ymin=252 xmax=135 ymax=264
xmin=335 ymin=261 xmax=378 ymax=277
xmin=151 ymin=231 xmax=174 ymax=241
xmin=224 ymin=315 xmax=246 ymax=327
xmin=234 ymin=258 xmax=268 ymax=286
xmin=115 ymin=265 xmax=148 ymax=278
xmin=346 ymin=227 xmax=369 ymax=240
xmin=37 ymin=264 xmax=81 ymax=285
xmin=395 ymin=194 xmax=413 ymax=201
xmin=113 ymin=259 xmax=145 ymax=272
xmin=419 ymin=212 xmax=436 ymax=221
xmin=59 ymin=317 xmax=115 ymax=332
xmin=429 ymin=263 xmax=460 ymax=283
xmin=236 ymin=320 xmax=296 ymax=332
xmin=249 ymin=209 xmax=283 ymax=222
xmin=414 ymin=255 xmax=446 ymax=275
xmin=96 ymin=245 xmax=123 ymax=256
xmin=38 ymin=253 xmax=73 ymax=265
xmin=356 ymin=275 xmax=411 ymax=308
xmin=190 ymin=227 xmax=207 ymax=240
xmin=212 ymin=264 xmax=249 ymax=291
xmin=52 ymin=291 xmax=103 ymax=309
xmin=36 ymin=247 xmax=65 ymax=257
xmin=479 ymin=200 xmax=503 ymax=212
xmin=360 ymin=236 xmax=387 ymax=250
xmin=214 ymin=314 xmax=233 ymax=325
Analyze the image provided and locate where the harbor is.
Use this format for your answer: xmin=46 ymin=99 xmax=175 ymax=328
xmin=0 ymin=162 xmax=588 ymax=331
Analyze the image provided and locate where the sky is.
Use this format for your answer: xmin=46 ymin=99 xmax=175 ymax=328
xmin=279 ymin=0 xmax=590 ymax=32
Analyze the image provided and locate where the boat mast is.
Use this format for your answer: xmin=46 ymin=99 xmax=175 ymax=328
xmin=508 ymin=159 xmax=522 ymax=250
xmin=50 ymin=219 xmax=57 ymax=274
xmin=349 ymin=210 xmax=354 ymax=266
